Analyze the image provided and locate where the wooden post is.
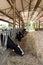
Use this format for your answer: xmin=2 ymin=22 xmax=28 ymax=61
xmin=33 ymin=22 xmax=35 ymax=29
xmin=19 ymin=12 xmax=20 ymax=28
xmin=39 ymin=20 xmax=40 ymax=29
xmin=19 ymin=12 xmax=24 ymax=29
xmin=36 ymin=22 xmax=37 ymax=28
xmin=13 ymin=0 xmax=16 ymax=28
xmin=19 ymin=20 xmax=20 ymax=28
xmin=22 ymin=21 xmax=24 ymax=29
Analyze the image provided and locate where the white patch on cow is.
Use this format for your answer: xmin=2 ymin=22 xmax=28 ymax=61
xmin=17 ymin=45 xmax=24 ymax=55
xmin=13 ymin=49 xmax=14 ymax=52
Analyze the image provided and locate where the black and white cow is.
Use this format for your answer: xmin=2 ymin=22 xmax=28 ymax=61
xmin=5 ymin=36 xmax=24 ymax=56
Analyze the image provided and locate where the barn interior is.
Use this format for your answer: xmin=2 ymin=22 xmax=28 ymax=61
xmin=0 ymin=0 xmax=43 ymax=65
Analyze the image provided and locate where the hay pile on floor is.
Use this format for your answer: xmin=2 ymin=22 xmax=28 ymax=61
xmin=4 ymin=53 xmax=41 ymax=65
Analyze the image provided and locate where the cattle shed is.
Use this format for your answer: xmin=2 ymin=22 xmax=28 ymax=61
xmin=0 ymin=0 xmax=43 ymax=65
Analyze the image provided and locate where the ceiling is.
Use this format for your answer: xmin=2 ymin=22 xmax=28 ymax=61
xmin=0 ymin=0 xmax=43 ymax=23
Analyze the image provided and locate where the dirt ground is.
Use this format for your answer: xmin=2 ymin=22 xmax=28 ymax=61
xmin=3 ymin=52 xmax=42 ymax=65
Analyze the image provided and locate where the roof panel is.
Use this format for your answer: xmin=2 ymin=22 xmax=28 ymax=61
xmin=39 ymin=0 xmax=43 ymax=8
xmin=16 ymin=0 xmax=22 ymax=11
xmin=0 ymin=0 xmax=10 ymax=10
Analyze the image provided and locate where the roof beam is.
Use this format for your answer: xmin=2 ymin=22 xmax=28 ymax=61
xmin=21 ymin=0 xmax=25 ymax=21
xmin=30 ymin=0 xmax=41 ymax=20
xmin=7 ymin=0 xmax=13 ymax=7
xmin=0 ymin=10 xmax=13 ymax=19
xmin=27 ymin=0 xmax=32 ymax=19
xmin=29 ymin=0 xmax=32 ymax=11
xmin=34 ymin=0 xmax=41 ymax=11
xmin=21 ymin=0 xmax=24 ymax=11
xmin=24 ymin=0 xmax=29 ymax=4
xmin=11 ymin=0 xmax=14 ymax=4
xmin=0 ymin=7 xmax=11 ymax=11
xmin=35 ymin=15 xmax=43 ymax=22
xmin=16 ymin=12 xmax=23 ymax=21
xmin=0 ymin=18 xmax=13 ymax=24
xmin=7 ymin=0 xmax=23 ymax=22
xmin=33 ymin=10 xmax=42 ymax=21
xmin=15 ymin=8 xmax=23 ymax=21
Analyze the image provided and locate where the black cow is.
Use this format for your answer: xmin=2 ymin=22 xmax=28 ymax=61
xmin=7 ymin=36 xmax=24 ymax=56
xmin=16 ymin=31 xmax=24 ymax=41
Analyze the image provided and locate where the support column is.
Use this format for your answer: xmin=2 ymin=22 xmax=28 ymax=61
xmin=19 ymin=12 xmax=24 ymax=29
xmin=22 ymin=21 xmax=24 ymax=29
xmin=19 ymin=20 xmax=20 ymax=28
xmin=39 ymin=20 xmax=40 ymax=29
xmin=19 ymin=12 xmax=20 ymax=28
xmin=13 ymin=0 xmax=16 ymax=28
xmin=36 ymin=22 xmax=37 ymax=28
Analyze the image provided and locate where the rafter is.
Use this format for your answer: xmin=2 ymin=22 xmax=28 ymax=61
xmin=0 ymin=10 xmax=13 ymax=19
xmin=30 ymin=0 xmax=41 ymax=20
xmin=32 ymin=6 xmax=43 ymax=21
xmin=7 ymin=8 xmax=12 ymax=14
xmin=7 ymin=0 xmax=13 ymax=8
xmin=21 ymin=0 xmax=26 ymax=22
xmin=0 ymin=13 xmax=4 ymax=16
xmin=0 ymin=7 xmax=11 ymax=11
xmin=35 ymin=15 xmax=43 ymax=22
xmin=34 ymin=0 xmax=41 ymax=11
xmin=0 ymin=8 xmax=13 ymax=18
xmin=16 ymin=9 xmax=23 ymax=21
xmin=21 ymin=0 xmax=24 ymax=11
xmin=33 ymin=10 xmax=42 ymax=21
xmin=29 ymin=0 xmax=32 ymax=11
xmin=0 ymin=18 xmax=13 ymax=24
xmin=27 ymin=0 xmax=32 ymax=20
xmin=11 ymin=0 xmax=14 ymax=4
xmin=0 ymin=9 xmax=23 ymax=22
xmin=24 ymin=0 xmax=29 ymax=4
xmin=39 ymin=6 xmax=43 ymax=10
xmin=7 ymin=0 xmax=23 ymax=22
